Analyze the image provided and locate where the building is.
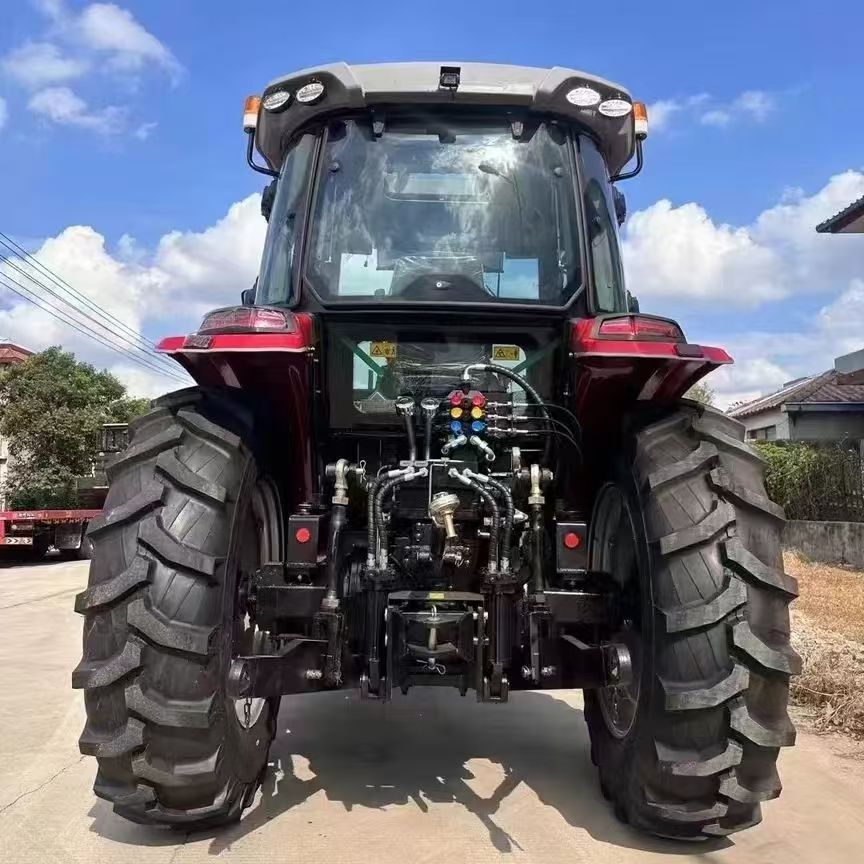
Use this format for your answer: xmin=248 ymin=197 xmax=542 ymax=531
xmin=815 ymin=193 xmax=864 ymax=234
xmin=728 ymin=367 xmax=864 ymax=449
xmin=816 ymin=196 xmax=864 ymax=384
xmin=0 ymin=342 xmax=33 ymax=368
xmin=0 ymin=342 xmax=34 ymax=510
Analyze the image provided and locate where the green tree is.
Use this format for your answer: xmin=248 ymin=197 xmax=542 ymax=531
xmin=0 ymin=347 xmax=150 ymax=507
xmin=107 ymin=396 xmax=152 ymax=423
xmin=685 ymin=381 xmax=715 ymax=406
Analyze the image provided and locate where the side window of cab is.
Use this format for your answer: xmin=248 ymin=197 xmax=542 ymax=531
xmin=257 ymin=133 xmax=317 ymax=305
xmin=579 ymin=137 xmax=627 ymax=313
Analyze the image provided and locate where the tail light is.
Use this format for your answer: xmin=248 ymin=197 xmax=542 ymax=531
xmin=595 ymin=315 xmax=685 ymax=342
xmin=197 ymin=306 xmax=297 ymax=335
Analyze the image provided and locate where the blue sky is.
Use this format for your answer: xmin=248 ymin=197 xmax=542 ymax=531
xmin=1 ymin=0 xmax=863 ymax=404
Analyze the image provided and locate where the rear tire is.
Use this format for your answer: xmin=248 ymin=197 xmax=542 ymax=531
xmin=73 ymin=387 xmax=282 ymax=828
xmin=76 ymin=533 xmax=94 ymax=560
xmin=585 ymin=403 xmax=799 ymax=839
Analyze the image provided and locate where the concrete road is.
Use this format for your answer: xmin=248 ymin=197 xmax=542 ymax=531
xmin=2 ymin=559 xmax=863 ymax=864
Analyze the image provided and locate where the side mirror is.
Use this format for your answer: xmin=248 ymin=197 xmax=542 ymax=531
xmin=241 ymin=280 xmax=257 ymax=306
xmin=261 ymin=180 xmax=277 ymax=222
xmin=613 ymin=187 xmax=627 ymax=226
xmin=627 ymin=290 xmax=640 ymax=313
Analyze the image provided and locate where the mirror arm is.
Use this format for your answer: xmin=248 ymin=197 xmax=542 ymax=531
xmin=610 ymin=139 xmax=643 ymax=183
xmin=247 ymin=131 xmax=279 ymax=178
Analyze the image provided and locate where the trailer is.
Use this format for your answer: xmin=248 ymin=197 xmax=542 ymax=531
xmin=0 ymin=508 xmax=102 ymax=558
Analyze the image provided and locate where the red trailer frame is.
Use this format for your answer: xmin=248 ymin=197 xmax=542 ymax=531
xmin=0 ymin=508 xmax=102 ymax=555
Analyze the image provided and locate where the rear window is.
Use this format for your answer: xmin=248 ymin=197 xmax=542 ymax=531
xmin=305 ymin=118 xmax=582 ymax=305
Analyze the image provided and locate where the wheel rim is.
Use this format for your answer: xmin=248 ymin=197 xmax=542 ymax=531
xmin=232 ymin=477 xmax=283 ymax=729
xmin=591 ymin=484 xmax=643 ymax=740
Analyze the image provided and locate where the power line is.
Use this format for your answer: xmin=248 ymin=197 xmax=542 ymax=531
xmin=0 ymin=248 xmax=182 ymax=377
xmin=0 ymin=271 xmax=189 ymax=383
xmin=0 ymin=270 xmax=189 ymax=383
xmin=0 ymin=231 xmax=166 ymax=355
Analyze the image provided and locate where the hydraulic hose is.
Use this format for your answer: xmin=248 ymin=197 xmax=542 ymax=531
xmin=531 ymin=503 xmax=545 ymax=593
xmin=463 ymin=469 xmax=513 ymax=571
xmin=395 ymin=396 xmax=417 ymax=463
xmin=449 ymin=468 xmax=500 ymax=572
xmin=324 ymin=502 xmax=347 ymax=608
xmin=462 ymin=362 xmax=553 ymax=463
xmin=404 ymin=414 xmax=417 ymax=463
xmin=366 ymin=466 xmax=397 ymax=568
xmin=375 ymin=468 xmax=427 ymax=569
xmin=482 ymin=475 xmax=514 ymax=570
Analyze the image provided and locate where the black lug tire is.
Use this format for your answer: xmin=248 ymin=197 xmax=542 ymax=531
xmin=77 ymin=533 xmax=94 ymax=560
xmin=72 ymin=387 xmax=279 ymax=828
xmin=585 ymin=403 xmax=799 ymax=840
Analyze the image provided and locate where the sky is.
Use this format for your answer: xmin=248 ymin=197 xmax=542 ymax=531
xmin=0 ymin=0 xmax=863 ymax=406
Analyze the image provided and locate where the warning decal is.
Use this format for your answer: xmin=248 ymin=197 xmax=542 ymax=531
xmin=370 ymin=341 xmax=397 ymax=359
xmin=492 ymin=345 xmax=520 ymax=362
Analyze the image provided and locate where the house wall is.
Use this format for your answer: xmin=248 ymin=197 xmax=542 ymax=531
xmin=738 ymin=407 xmax=790 ymax=440
xmin=787 ymin=410 xmax=864 ymax=442
xmin=737 ymin=407 xmax=864 ymax=444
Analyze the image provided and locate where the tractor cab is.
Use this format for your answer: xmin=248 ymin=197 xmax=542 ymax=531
xmin=249 ymin=62 xmax=641 ymax=317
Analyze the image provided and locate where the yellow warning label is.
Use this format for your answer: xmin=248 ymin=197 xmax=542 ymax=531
xmin=428 ymin=592 xmax=446 ymax=600
xmin=370 ymin=341 xmax=397 ymax=359
xmin=492 ymin=345 xmax=520 ymax=362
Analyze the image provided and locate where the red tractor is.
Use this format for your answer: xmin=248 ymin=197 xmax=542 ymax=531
xmin=73 ymin=62 xmax=798 ymax=839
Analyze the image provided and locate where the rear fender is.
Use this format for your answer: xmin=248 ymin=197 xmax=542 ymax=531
xmin=568 ymin=315 xmax=731 ymax=438
xmin=157 ymin=313 xmax=316 ymax=502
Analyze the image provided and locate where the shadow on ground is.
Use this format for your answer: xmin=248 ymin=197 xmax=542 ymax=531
xmin=88 ymin=689 xmax=731 ymax=857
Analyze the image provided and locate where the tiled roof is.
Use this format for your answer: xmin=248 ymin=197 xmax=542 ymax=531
xmin=816 ymin=194 xmax=864 ymax=233
xmin=727 ymin=369 xmax=864 ymax=418
xmin=0 ymin=342 xmax=33 ymax=365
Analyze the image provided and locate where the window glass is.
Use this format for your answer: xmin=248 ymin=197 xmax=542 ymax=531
xmin=580 ymin=137 xmax=627 ymax=312
xmin=306 ymin=119 xmax=581 ymax=305
xmin=257 ymin=134 xmax=316 ymax=305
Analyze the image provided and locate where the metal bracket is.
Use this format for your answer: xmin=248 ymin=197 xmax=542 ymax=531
xmin=226 ymin=638 xmax=327 ymax=699
xmin=558 ymin=635 xmax=633 ymax=689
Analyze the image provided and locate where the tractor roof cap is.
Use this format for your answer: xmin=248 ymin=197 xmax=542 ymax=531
xmin=254 ymin=61 xmax=636 ymax=175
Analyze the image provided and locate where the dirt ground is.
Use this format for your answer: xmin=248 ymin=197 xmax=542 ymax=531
xmin=786 ymin=551 xmax=864 ymax=738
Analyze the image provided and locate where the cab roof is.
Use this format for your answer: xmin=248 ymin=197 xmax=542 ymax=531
xmin=255 ymin=61 xmax=636 ymax=175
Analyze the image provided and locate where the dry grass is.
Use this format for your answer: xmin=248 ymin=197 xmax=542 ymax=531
xmin=786 ymin=551 xmax=864 ymax=643
xmin=786 ymin=552 xmax=864 ymax=738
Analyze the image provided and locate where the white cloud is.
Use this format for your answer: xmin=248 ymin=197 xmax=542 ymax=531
xmin=76 ymin=3 xmax=182 ymax=83
xmin=132 ymin=120 xmax=157 ymax=141
xmin=28 ymin=86 xmax=125 ymax=133
xmin=699 ymin=109 xmax=732 ymax=128
xmin=622 ymin=171 xmax=864 ymax=409
xmin=733 ymin=90 xmax=775 ymax=122
xmin=624 ymin=200 xmax=778 ymax=304
xmin=623 ymin=169 xmax=864 ymax=306
xmin=707 ymin=281 xmax=864 ymax=408
xmin=153 ymin=197 xmax=268 ymax=319
xmin=2 ymin=41 xmax=89 ymax=88
xmin=0 ymin=195 xmax=266 ymax=397
xmin=2 ymin=2 xmax=180 ymax=136
xmin=647 ymin=94 xmax=709 ymax=131
xmin=646 ymin=99 xmax=683 ymax=131
xmin=0 ymin=97 xmax=7 ymax=130
xmin=699 ymin=92 xmax=775 ymax=128
xmin=34 ymin=0 xmax=66 ymax=22
xmin=649 ymin=89 xmax=777 ymax=133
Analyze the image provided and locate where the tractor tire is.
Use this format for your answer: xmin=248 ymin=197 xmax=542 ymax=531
xmin=76 ymin=532 xmax=94 ymax=560
xmin=584 ymin=402 xmax=799 ymax=840
xmin=72 ymin=387 xmax=283 ymax=828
